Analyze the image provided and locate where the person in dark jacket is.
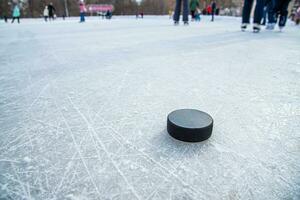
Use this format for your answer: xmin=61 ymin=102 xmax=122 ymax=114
xmin=48 ymin=2 xmax=56 ymax=21
xmin=106 ymin=10 xmax=112 ymax=19
xmin=173 ymin=0 xmax=189 ymax=25
xmin=211 ymin=1 xmax=216 ymax=21
xmin=241 ymin=0 xmax=265 ymax=32
xmin=190 ymin=0 xmax=199 ymax=21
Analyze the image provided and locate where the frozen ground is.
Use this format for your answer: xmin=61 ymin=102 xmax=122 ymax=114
xmin=0 ymin=15 xmax=299 ymax=200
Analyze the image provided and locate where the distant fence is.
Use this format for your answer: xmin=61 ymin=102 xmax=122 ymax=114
xmin=86 ymin=4 xmax=114 ymax=13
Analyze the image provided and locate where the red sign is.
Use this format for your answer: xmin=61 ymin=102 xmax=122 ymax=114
xmin=86 ymin=4 xmax=114 ymax=12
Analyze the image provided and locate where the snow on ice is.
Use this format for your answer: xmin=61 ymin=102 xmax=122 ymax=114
xmin=0 ymin=16 xmax=299 ymax=199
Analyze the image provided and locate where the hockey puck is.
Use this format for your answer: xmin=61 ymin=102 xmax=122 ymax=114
xmin=167 ymin=109 xmax=213 ymax=142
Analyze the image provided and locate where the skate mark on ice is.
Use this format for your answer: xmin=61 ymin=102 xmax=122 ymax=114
xmin=52 ymin=96 xmax=102 ymax=198
xmin=68 ymin=96 xmax=142 ymax=200
xmin=94 ymin=114 xmax=215 ymax=198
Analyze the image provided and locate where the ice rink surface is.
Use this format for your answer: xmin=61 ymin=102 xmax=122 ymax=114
xmin=0 ymin=16 xmax=299 ymax=199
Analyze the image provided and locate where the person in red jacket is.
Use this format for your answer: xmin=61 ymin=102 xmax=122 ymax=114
xmin=206 ymin=5 xmax=212 ymax=15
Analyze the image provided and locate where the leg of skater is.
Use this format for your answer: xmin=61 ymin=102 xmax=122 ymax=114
xmin=80 ymin=12 xmax=85 ymax=22
xmin=253 ymin=0 xmax=265 ymax=32
xmin=272 ymin=0 xmax=281 ymax=24
xmin=183 ymin=0 xmax=189 ymax=24
xmin=267 ymin=0 xmax=276 ymax=29
xmin=278 ymin=0 xmax=291 ymax=29
xmin=191 ymin=10 xmax=195 ymax=20
xmin=174 ymin=0 xmax=182 ymax=24
xmin=261 ymin=6 xmax=267 ymax=25
xmin=241 ymin=0 xmax=254 ymax=30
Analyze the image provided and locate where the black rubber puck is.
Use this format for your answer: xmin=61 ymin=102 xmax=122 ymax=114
xmin=167 ymin=109 xmax=213 ymax=142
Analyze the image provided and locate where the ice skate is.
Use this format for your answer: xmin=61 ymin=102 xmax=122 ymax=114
xmin=241 ymin=23 xmax=247 ymax=31
xmin=253 ymin=23 xmax=261 ymax=33
xmin=279 ymin=26 xmax=284 ymax=32
xmin=278 ymin=16 xmax=286 ymax=32
xmin=266 ymin=23 xmax=275 ymax=30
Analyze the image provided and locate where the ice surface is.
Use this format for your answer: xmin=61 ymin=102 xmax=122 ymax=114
xmin=0 ymin=16 xmax=299 ymax=199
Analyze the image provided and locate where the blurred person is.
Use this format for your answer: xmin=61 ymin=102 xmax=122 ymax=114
xmin=174 ymin=0 xmax=189 ymax=25
xmin=267 ymin=0 xmax=291 ymax=31
xmin=216 ymin=7 xmax=220 ymax=15
xmin=190 ymin=0 xmax=199 ymax=21
xmin=136 ymin=11 xmax=143 ymax=19
xmin=195 ymin=8 xmax=201 ymax=21
xmin=295 ymin=7 xmax=300 ymax=25
xmin=241 ymin=0 xmax=265 ymax=32
xmin=224 ymin=7 xmax=230 ymax=15
xmin=265 ymin=0 xmax=275 ymax=29
xmin=48 ymin=2 xmax=56 ymax=21
xmin=106 ymin=10 xmax=112 ymax=19
xmin=206 ymin=5 xmax=212 ymax=15
xmin=4 ymin=15 xmax=8 ymax=23
xmin=211 ymin=0 xmax=216 ymax=21
xmin=169 ymin=10 xmax=174 ymax=19
xmin=43 ymin=6 xmax=49 ymax=22
xmin=261 ymin=0 xmax=273 ymax=26
xmin=79 ymin=2 xmax=86 ymax=22
xmin=261 ymin=5 xmax=268 ymax=25
xmin=11 ymin=4 xmax=20 ymax=24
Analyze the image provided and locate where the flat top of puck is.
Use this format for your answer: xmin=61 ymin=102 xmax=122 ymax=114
xmin=168 ymin=109 xmax=213 ymax=129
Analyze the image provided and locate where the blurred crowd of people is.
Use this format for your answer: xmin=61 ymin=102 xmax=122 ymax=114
xmin=173 ymin=0 xmax=218 ymax=25
xmin=1 ymin=0 xmax=113 ymax=24
xmin=43 ymin=3 xmax=57 ymax=22
xmin=1 ymin=0 xmax=299 ymax=32
xmin=241 ymin=0 xmax=296 ymax=32
xmin=2 ymin=2 xmax=59 ymax=24
xmin=171 ymin=0 xmax=298 ymax=32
